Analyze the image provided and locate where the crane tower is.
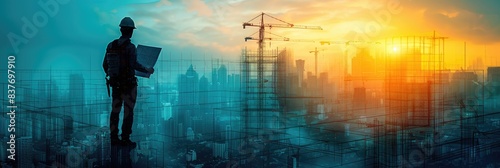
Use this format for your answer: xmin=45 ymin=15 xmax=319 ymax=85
xmin=241 ymin=12 xmax=322 ymax=134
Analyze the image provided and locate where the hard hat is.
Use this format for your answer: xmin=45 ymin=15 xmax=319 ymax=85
xmin=119 ymin=17 xmax=136 ymax=29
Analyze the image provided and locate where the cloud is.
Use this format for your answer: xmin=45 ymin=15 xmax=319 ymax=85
xmin=120 ymin=0 xmax=391 ymax=60
xmin=184 ymin=0 xmax=213 ymax=16
xmin=1 ymin=0 xmax=499 ymax=74
xmin=156 ymin=0 xmax=172 ymax=7
xmin=425 ymin=9 xmax=500 ymax=43
xmin=125 ymin=0 xmax=244 ymax=59
xmin=403 ymin=0 xmax=500 ymax=44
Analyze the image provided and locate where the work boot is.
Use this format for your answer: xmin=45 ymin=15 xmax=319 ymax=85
xmin=120 ymin=139 xmax=137 ymax=148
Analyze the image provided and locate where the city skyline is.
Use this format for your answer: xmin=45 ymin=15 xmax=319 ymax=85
xmin=1 ymin=0 xmax=500 ymax=167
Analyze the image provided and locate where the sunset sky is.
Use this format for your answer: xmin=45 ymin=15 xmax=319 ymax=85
xmin=1 ymin=0 xmax=499 ymax=77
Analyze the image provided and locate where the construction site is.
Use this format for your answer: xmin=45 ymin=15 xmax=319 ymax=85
xmin=233 ymin=13 xmax=500 ymax=168
xmin=2 ymin=12 xmax=500 ymax=168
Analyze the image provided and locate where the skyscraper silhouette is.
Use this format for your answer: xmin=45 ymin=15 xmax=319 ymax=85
xmin=175 ymin=65 xmax=199 ymax=137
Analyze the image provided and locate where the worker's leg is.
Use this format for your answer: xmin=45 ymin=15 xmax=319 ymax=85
xmin=121 ymin=85 xmax=137 ymax=140
xmin=110 ymin=87 xmax=124 ymax=141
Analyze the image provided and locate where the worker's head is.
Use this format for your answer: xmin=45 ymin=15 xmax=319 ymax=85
xmin=119 ymin=17 xmax=135 ymax=38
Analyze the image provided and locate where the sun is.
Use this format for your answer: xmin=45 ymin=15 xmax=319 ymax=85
xmin=392 ymin=47 xmax=398 ymax=52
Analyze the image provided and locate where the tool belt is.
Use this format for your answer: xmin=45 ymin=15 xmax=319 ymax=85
xmin=107 ymin=76 xmax=138 ymax=89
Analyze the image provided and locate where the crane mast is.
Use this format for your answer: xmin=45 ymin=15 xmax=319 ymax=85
xmin=242 ymin=12 xmax=322 ymax=132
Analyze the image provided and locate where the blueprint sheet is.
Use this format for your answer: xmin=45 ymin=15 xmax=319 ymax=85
xmin=135 ymin=44 xmax=162 ymax=78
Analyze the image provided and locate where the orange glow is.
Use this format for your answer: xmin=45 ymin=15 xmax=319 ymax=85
xmin=236 ymin=1 xmax=500 ymax=79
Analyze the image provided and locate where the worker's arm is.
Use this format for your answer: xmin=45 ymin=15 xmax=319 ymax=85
xmin=103 ymin=44 xmax=110 ymax=75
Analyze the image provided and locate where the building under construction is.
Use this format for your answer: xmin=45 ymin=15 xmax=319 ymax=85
xmin=234 ymin=29 xmax=500 ymax=167
xmin=376 ymin=35 xmax=447 ymax=167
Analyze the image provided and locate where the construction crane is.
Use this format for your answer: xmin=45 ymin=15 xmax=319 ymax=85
xmin=245 ymin=31 xmax=316 ymax=43
xmin=242 ymin=12 xmax=322 ymax=98
xmin=242 ymin=12 xmax=322 ymax=134
xmin=243 ymin=12 xmax=322 ymax=49
xmin=242 ymin=12 xmax=322 ymax=89
xmin=309 ymin=47 xmax=326 ymax=77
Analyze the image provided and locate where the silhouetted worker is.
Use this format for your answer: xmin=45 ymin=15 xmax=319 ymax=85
xmin=103 ymin=17 xmax=154 ymax=147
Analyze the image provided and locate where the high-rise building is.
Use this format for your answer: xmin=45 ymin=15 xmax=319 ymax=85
xmin=213 ymin=142 xmax=228 ymax=159
xmin=37 ymin=80 xmax=48 ymax=108
xmin=178 ymin=65 xmax=199 ymax=105
xmin=296 ymin=60 xmax=305 ymax=88
xmin=32 ymin=113 xmax=46 ymax=142
xmin=63 ymin=115 xmax=74 ymax=141
xmin=451 ymin=71 xmax=478 ymax=98
xmin=51 ymin=117 xmax=65 ymax=143
xmin=162 ymin=103 xmax=172 ymax=121
xmin=99 ymin=112 xmax=108 ymax=127
xmin=228 ymin=74 xmax=241 ymax=91
xmin=187 ymin=127 xmax=195 ymax=141
xmin=218 ymin=65 xmax=228 ymax=89
xmin=228 ymin=74 xmax=241 ymax=107
xmin=488 ymin=67 xmax=500 ymax=94
xmin=175 ymin=65 xmax=199 ymax=137
xmin=212 ymin=66 xmax=218 ymax=87
xmin=199 ymin=75 xmax=209 ymax=107
xmin=352 ymin=48 xmax=375 ymax=78
xmin=211 ymin=64 xmax=229 ymax=108
xmin=219 ymin=64 xmax=229 ymax=107
xmin=136 ymin=85 xmax=158 ymax=134
xmin=186 ymin=149 xmax=197 ymax=162
xmin=488 ymin=67 xmax=500 ymax=82
xmin=225 ymin=125 xmax=234 ymax=155
xmin=69 ymin=74 xmax=85 ymax=124
xmin=225 ymin=125 xmax=231 ymax=142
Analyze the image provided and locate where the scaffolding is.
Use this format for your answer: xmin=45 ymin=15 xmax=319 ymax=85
xmin=377 ymin=35 xmax=447 ymax=167
xmin=2 ymin=35 xmax=500 ymax=168
xmin=241 ymin=47 xmax=282 ymax=134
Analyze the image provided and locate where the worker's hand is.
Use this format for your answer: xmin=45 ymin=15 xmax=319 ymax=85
xmin=147 ymin=67 xmax=155 ymax=74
